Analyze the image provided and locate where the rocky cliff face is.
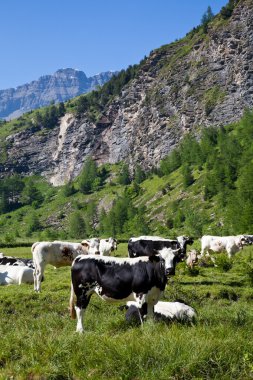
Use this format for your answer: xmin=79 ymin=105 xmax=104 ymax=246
xmin=0 ymin=69 xmax=116 ymax=120
xmin=2 ymin=0 xmax=253 ymax=185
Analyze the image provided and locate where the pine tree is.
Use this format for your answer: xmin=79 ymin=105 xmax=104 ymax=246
xmin=69 ymin=211 xmax=86 ymax=239
xmin=79 ymin=157 xmax=100 ymax=194
xmin=118 ymin=164 xmax=131 ymax=185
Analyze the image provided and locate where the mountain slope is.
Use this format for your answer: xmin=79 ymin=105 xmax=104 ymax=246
xmin=0 ymin=0 xmax=253 ymax=186
xmin=0 ymin=69 xmax=116 ymax=120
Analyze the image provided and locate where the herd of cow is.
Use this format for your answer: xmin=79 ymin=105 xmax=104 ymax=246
xmin=0 ymin=234 xmax=252 ymax=332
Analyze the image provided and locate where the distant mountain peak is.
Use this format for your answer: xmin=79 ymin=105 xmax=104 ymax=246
xmin=0 ymin=68 xmax=116 ymax=120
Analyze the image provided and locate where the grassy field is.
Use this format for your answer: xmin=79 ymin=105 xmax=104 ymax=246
xmin=1 ymin=244 xmax=253 ymax=379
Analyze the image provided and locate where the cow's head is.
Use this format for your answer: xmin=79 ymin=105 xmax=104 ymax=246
xmin=81 ymin=240 xmax=90 ymax=254
xmin=177 ymin=236 xmax=194 ymax=247
xmin=148 ymin=255 xmax=168 ymax=289
xmin=85 ymin=238 xmax=100 ymax=255
xmin=108 ymin=237 xmax=118 ymax=251
xmin=158 ymin=247 xmax=181 ymax=276
xmin=237 ymin=235 xmax=249 ymax=249
xmin=242 ymin=235 xmax=253 ymax=246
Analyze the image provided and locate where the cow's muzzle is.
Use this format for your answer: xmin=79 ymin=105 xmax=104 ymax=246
xmin=166 ymin=268 xmax=175 ymax=276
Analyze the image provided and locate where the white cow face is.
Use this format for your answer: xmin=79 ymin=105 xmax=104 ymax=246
xmin=159 ymin=248 xmax=181 ymax=275
xmin=81 ymin=238 xmax=100 ymax=255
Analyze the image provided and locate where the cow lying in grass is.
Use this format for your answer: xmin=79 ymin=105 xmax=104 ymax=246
xmin=69 ymin=251 xmax=181 ymax=332
xmin=32 ymin=239 xmax=100 ymax=292
xmin=122 ymin=301 xmax=196 ymax=325
xmin=0 ymin=253 xmax=34 ymax=269
xmin=0 ymin=265 xmax=34 ymax=285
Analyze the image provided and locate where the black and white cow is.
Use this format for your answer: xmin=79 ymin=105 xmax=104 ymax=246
xmin=123 ymin=301 xmax=196 ymax=325
xmin=0 ymin=253 xmax=34 ymax=269
xmin=128 ymin=235 xmax=193 ymax=274
xmin=70 ymin=254 xmax=169 ymax=332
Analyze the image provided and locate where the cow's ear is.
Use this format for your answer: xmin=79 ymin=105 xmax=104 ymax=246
xmin=81 ymin=240 xmax=90 ymax=248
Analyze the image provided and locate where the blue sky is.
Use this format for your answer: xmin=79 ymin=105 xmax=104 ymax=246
xmin=1 ymin=0 xmax=228 ymax=89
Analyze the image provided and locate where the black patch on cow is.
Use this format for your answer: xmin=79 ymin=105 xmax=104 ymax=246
xmin=0 ymin=256 xmax=35 ymax=269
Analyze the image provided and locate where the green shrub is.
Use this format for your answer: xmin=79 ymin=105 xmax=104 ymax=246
xmin=215 ymin=254 xmax=233 ymax=272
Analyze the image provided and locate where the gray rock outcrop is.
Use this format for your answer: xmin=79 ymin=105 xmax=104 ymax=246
xmin=1 ymin=0 xmax=253 ymax=185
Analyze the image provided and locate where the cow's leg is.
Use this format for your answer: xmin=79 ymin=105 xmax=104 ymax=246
xmin=33 ymin=269 xmax=37 ymax=291
xmin=35 ymin=263 xmax=45 ymax=292
xmin=146 ymin=303 xmax=155 ymax=319
xmin=75 ymin=293 xmax=91 ymax=333
xmin=75 ymin=306 xmax=84 ymax=333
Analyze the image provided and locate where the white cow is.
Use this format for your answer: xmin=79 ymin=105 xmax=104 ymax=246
xmin=0 ymin=265 xmax=34 ymax=285
xmin=124 ymin=301 xmax=196 ymax=324
xmin=200 ymin=235 xmax=248 ymax=259
xmin=32 ymin=239 xmax=99 ymax=292
xmin=99 ymin=238 xmax=118 ymax=255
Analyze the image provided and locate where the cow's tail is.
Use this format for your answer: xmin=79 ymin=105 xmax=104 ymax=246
xmin=69 ymin=282 xmax=76 ymax=319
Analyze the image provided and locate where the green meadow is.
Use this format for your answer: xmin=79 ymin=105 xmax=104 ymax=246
xmin=1 ymin=243 xmax=253 ymax=379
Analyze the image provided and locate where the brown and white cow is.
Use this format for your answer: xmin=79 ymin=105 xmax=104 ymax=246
xmin=32 ymin=239 xmax=100 ymax=291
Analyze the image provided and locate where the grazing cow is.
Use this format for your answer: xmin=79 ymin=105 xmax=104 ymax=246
xmin=0 ymin=253 xmax=34 ymax=269
xmin=128 ymin=235 xmax=193 ymax=274
xmin=70 ymin=254 xmax=169 ymax=332
xmin=99 ymin=238 xmax=118 ymax=255
xmin=186 ymin=250 xmax=198 ymax=269
xmin=123 ymin=301 xmax=196 ymax=325
xmin=0 ymin=265 xmax=34 ymax=285
xmin=32 ymin=239 xmax=97 ymax=292
xmin=200 ymin=235 xmax=248 ymax=259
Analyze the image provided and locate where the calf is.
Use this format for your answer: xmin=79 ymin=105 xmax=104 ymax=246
xmin=200 ymin=235 xmax=248 ymax=259
xmin=186 ymin=250 xmax=198 ymax=269
xmin=99 ymin=237 xmax=118 ymax=256
xmin=0 ymin=265 xmax=34 ymax=285
xmin=32 ymin=240 xmax=97 ymax=292
xmin=0 ymin=253 xmax=34 ymax=269
xmin=70 ymin=254 xmax=168 ymax=332
xmin=124 ymin=301 xmax=196 ymax=325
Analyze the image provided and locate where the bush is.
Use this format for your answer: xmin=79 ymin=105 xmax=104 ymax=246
xmin=215 ymin=254 xmax=233 ymax=272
